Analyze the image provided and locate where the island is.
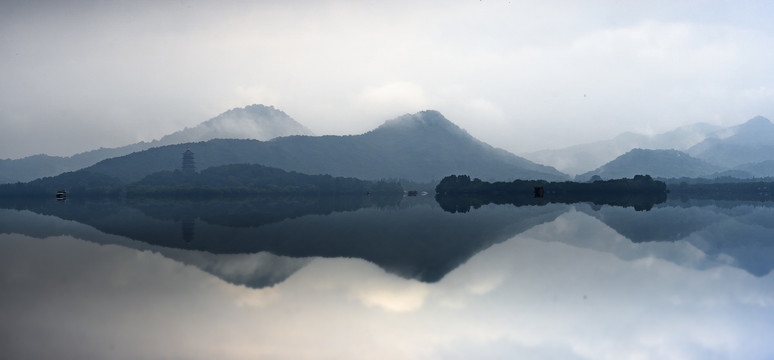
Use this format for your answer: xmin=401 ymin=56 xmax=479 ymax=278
xmin=435 ymin=174 xmax=668 ymax=212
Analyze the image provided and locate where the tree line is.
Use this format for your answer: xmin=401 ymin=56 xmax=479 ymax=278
xmin=0 ymin=163 xmax=403 ymax=198
xmin=435 ymin=174 xmax=668 ymax=212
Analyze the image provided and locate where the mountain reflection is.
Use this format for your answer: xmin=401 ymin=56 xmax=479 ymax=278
xmin=2 ymin=206 xmax=773 ymax=360
xmin=181 ymin=217 xmax=195 ymax=242
xmin=0 ymin=196 xmax=568 ymax=283
xmin=435 ymin=190 xmax=668 ymax=213
xmin=577 ymin=199 xmax=774 ymax=276
xmin=1 ymin=195 xmax=773 ymax=288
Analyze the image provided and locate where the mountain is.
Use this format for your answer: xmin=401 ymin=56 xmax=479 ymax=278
xmin=526 ymin=115 xmax=774 ymax=178
xmin=0 ymin=145 xmax=151 ymax=184
xmin=687 ymin=116 xmax=774 ymax=168
xmin=732 ymin=160 xmax=774 ymax=178
xmin=74 ymin=110 xmax=567 ymax=184
xmin=153 ymin=104 xmax=313 ymax=145
xmin=575 ymin=149 xmax=723 ymax=181
xmin=0 ymin=105 xmax=313 ymax=184
xmin=522 ymin=123 xmax=721 ymax=176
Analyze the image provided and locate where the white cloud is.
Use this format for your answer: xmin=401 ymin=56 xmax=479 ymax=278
xmin=232 ymin=86 xmax=281 ymax=110
xmin=355 ymin=81 xmax=429 ymax=116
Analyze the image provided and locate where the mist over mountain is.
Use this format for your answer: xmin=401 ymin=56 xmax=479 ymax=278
xmin=0 ymin=105 xmax=312 ymax=184
xmin=575 ymin=149 xmax=723 ymax=181
xmin=731 ymin=160 xmax=774 ymax=178
xmin=525 ymin=115 xmax=774 ymax=178
xmin=523 ymin=123 xmax=721 ymax=175
xmin=0 ymin=145 xmax=152 ymax=184
xmin=687 ymin=116 xmax=774 ymax=168
xmin=10 ymin=106 xmax=772 ymax=186
xmin=80 ymin=110 xmax=567 ymax=184
xmin=154 ymin=104 xmax=313 ymax=145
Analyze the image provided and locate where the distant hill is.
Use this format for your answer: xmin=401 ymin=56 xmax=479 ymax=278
xmin=687 ymin=116 xmax=774 ymax=168
xmin=732 ymin=160 xmax=774 ymax=178
xmin=0 ymin=162 xmax=402 ymax=198
xmin=128 ymin=163 xmax=402 ymax=197
xmin=0 ymin=145 xmax=151 ymax=184
xmin=77 ymin=110 xmax=567 ymax=184
xmin=153 ymin=104 xmax=313 ymax=145
xmin=553 ymin=115 xmax=774 ymax=179
xmin=575 ymin=149 xmax=723 ymax=181
xmin=523 ymin=123 xmax=720 ymax=175
xmin=0 ymin=105 xmax=312 ymax=184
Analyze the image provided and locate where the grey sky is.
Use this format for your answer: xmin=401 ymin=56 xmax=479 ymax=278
xmin=2 ymin=0 xmax=774 ymax=159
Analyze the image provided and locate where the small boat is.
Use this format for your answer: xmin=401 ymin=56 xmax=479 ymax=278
xmin=56 ymin=190 xmax=67 ymax=200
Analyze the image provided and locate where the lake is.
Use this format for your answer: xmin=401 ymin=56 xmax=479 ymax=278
xmin=1 ymin=195 xmax=773 ymax=359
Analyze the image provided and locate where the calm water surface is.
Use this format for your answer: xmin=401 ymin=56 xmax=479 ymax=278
xmin=1 ymin=196 xmax=773 ymax=359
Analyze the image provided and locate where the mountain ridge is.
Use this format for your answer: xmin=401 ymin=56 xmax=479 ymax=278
xmin=522 ymin=122 xmax=721 ymax=175
xmin=687 ymin=116 xmax=774 ymax=168
xmin=155 ymin=104 xmax=314 ymax=145
xmin=575 ymin=148 xmax=723 ymax=181
xmin=71 ymin=110 xmax=568 ymax=184
xmin=0 ymin=105 xmax=313 ymax=184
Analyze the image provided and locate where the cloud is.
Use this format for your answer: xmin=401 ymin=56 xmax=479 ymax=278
xmin=2 ymin=1 xmax=774 ymax=158
xmin=353 ymin=281 xmax=429 ymax=312
xmin=232 ymin=86 xmax=281 ymax=110
xmin=355 ymin=81 xmax=429 ymax=116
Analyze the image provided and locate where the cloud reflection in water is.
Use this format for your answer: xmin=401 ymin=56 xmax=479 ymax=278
xmin=1 ymin=208 xmax=773 ymax=359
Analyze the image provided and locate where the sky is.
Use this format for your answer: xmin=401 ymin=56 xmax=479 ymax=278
xmin=2 ymin=0 xmax=774 ymax=159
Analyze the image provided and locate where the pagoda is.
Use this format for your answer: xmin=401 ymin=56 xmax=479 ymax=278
xmin=182 ymin=146 xmax=196 ymax=173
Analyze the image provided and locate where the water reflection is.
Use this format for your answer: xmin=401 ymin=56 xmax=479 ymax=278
xmin=1 ymin=209 xmax=773 ymax=359
xmin=1 ymin=197 xmax=774 ymax=358
xmin=181 ymin=216 xmax=195 ymax=243
xmin=576 ymin=200 xmax=774 ymax=276
xmin=435 ymin=188 xmax=667 ymax=212
xmin=0 ymin=196 xmax=568 ymax=283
